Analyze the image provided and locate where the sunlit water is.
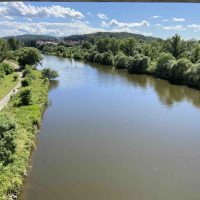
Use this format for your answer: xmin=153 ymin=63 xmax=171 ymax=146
xmin=19 ymin=55 xmax=200 ymax=200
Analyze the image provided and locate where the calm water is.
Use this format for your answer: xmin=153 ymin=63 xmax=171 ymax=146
xmin=20 ymin=55 xmax=200 ymax=200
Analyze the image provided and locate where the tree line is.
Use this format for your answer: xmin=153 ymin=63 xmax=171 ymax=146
xmin=39 ymin=34 xmax=200 ymax=89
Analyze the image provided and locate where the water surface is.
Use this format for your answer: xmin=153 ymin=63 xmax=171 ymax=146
xmin=20 ymin=55 xmax=200 ymax=200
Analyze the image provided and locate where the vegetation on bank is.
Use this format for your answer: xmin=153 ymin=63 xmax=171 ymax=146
xmin=0 ymin=62 xmax=18 ymax=100
xmin=0 ymin=38 xmax=59 ymax=199
xmin=0 ymin=69 xmax=49 ymax=199
xmin=38 ymin=34 xmax=200 ymax=89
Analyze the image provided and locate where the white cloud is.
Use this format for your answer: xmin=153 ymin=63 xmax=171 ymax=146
xmin=152 ymin=15 xmax=160 ymax=19
xmin=172 ymin=17 xmax=186 ymax=22
xmin=97 ymin=13 xmax=108 ymax=20
xmin=0 ymin=2 xmax=84 ymax=19
xmin=0 ymin=21 xmax=104 ymax=37
xmin=188 ymin=24 xmax=200 ymax=32
xmin=102 ymin=19 xmax=150 ymax=28
xmin=162 ymin=19 xmax=170 ymax=22
xmin=155 ymin=23 xmax=186 ymax=31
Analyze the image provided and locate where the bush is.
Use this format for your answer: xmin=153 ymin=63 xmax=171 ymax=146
xmin=86 ymin=51 xmax=97 ymax=62
xmin=155 ymin=53 xmax=175 ymax=79
xmin=0 ymin=63 xmax=14 ymax=75
xmin=22 ymin=65 xmax=32 ymax=78
xmin=0 ymin=113 xmax=16 ymax=165
xmin=41 ymin=68 xmax=59 ymax=80
xmin=101 ymin=52 xmax=113 ymax=65
xmin=13 ymin=74 xmax=18 ymax=81
xmin=93 ymin=53 xmax=103 ymax=64
xmin=185 ymin=63 xmax=200 ymax=88
xmin=127 ymin=55 xmax=149 ymax=74
xmin=171 ymin=58 xmax=193 ymax=83
xmin=21 ymin=77 xmax=32 ymax=87
xmin=19 ymin=88 xmax=32 ymax=106
xmin=115 ymin=55 xmax=128 ymax=69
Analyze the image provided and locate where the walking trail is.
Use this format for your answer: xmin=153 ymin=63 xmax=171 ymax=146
xmin=0 ymin=72 xmax=22 ymax=111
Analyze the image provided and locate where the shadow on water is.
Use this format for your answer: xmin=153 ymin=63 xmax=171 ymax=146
xmin=86 ymin=61 xmax=200 ymax=109
xmin=49 ymin=80 xmax=59 ymax=91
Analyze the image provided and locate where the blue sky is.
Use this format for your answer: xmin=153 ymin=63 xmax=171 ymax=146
xmin=0 ymin=2 xmax=200 ymax=39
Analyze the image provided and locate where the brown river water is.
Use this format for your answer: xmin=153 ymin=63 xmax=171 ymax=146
xmin=19 ymin=55 xmax=200 ymax=200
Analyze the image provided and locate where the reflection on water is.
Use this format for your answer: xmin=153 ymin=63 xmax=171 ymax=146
xmin=20 ymin=55 xmax=200 ymax=200
xmin=88 ymin=62 xmax=200 ymax=108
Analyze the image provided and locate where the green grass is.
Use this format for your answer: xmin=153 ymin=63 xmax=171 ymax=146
xmin=0 ymin=70 xmax=49 ymax=200
xmin=0 ymin=73 xmax=18 ymax=100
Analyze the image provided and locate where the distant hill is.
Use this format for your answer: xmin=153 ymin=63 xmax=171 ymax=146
xmin=3 ymin=32 xmax=160 ymax=44
xmin=4 ymin=34 xmax=59 ymax=42
xmin=63 ymin=32 xmax=159 ymax=41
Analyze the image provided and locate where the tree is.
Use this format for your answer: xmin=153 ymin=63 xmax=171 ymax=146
xmin=7 ymin=37 xmax=18 ymax=51
xmin=0 ymin=39 xmax=10 ymax=62
xmin=0 ymin=113 xmax=16 ymax=165
xmin=190 ymin=44 xmax=200 ymax=63
xmin=41 ymin=68 xmax=59 ymax=80
xmin=166 ymin=34 xmax=185 ymax=59
xmin=18 ymin=47 xmax=42 ymax=67
xmin=120 ymin=37 xmax=137 ymax=56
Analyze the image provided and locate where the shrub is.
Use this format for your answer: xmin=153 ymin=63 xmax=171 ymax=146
xmin=19 ymin=88 xmax=32 ymax=106
xmin=115 ymin=55 xmax=128 ymax=69
xmin=41 ymin=68 xmax=59 ymax=80
xmin=0 ymin=113 xmax=16 ymax=165
xmin=13 ymin=74 xmax=18 ymax=81
xmin=127 ymin=55 xmax=149 ymax=74
xmin=101 ymin=52 xmax=113 ymax=65
xmin=155 ymin=53 xmax=175 ymax=79
xmin=171 ymin=58 xmax=193 ymax=83
xmin=0 ymin=63 xmax=14 ymax=75
xmin=185 ymin=63 xmax=200 ymax=88
xmin=21 ymin=77 xmax=32 ymax=87
xmin=93 ymin=53 xmax=103 ymax=64
xmin=22 ymin=65 xmax=33 ymax=78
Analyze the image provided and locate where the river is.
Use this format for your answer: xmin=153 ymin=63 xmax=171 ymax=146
xmin=19 ymin=55 xmax=200 ymax=200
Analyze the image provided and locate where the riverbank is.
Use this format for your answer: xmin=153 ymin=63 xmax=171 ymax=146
xmin=0 ymin=70 xmax=49 ymax=200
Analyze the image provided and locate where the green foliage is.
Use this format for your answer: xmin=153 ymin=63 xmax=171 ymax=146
xmin=18 ymin=47 xmax=42 ymax=67
xmin=22 ymin=65 xmax=33 ymax=78
xmin=13 ymin=74 xmax=18 ymax=81
xmin=41 ymin=68 xmax=59 ymax=80
xmin=127 ymin=55 xmax=149 ymax=74
xmin=155 ymin=53 xmax=175 ymax=79
xmin=114 ymin=55 xmax=128 ymax=69
xmin=165 ymin=34 xmax=185 ymax=59
xmin=101 ymin=52 xmax=113 ymax=65
xmin=0 ymin=63 xmax=14 ymax=75
xmin=0 ymin=70 xmax=49 ymax=198
xmin=171 ymin=58 xmax=193 ymax=83
xmin=0 ymin=114 xmax=16 ymax=165
xmin=19 ymin=88 xmax=32 ymax=106
xmin=21 ymin=77 xmax=32 ymax=87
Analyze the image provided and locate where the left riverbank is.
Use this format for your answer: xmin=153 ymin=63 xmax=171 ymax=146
xmin=0 ymin=69 xmax=49 ymax=200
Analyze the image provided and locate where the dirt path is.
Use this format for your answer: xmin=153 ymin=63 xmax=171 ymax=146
xmin=0 ymin=72 xmax=22 ymax=111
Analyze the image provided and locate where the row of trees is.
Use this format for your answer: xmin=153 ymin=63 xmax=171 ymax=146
xmin=39 ymin=34 xmax=200 ymax=89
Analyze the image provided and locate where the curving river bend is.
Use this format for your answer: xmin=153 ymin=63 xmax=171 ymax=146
xmin=20 ymin=55 xmax=200 ymax=200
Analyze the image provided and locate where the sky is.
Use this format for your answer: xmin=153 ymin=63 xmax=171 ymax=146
xmin=0 ymin=2 xmax=200 ymax=39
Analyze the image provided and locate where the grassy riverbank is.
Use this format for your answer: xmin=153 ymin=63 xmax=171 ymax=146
xmin=0 ymin=70 xmax=49 ymax=199
xmin=0 ymin=73 xmax=18 ymax=100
